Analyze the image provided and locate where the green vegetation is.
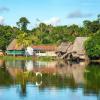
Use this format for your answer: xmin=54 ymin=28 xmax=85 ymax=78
xmin=85 ymin=31 xmax=100 ymax=59
xmin=0 ymin=15 xmax=100 ymax=58
xmin=0 ymin=25 xmax=17 ymax=50
xmin=16 ymin=17 xmax=30 ymax=32
xmin=0 ymin=56 xmax=56 ymax=61
xmin=1 ymin=63 xmax=100 ymax=94
xmin=0 ymin=67 xmax=78 ymax=91
xmin=0 ymin=67 xmax=13 ymax=86
xmin=84 ymin=63 xmax=100 ymax=94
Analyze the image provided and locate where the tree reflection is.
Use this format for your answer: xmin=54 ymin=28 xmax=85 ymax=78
xmin=0 ymin=59 xmax=100 ymax=97
xmin=84 ymin=63 xmax=100 ymax=95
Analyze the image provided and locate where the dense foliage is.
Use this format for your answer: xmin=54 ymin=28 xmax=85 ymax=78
xmin=0 ymin=25 xmax=18 ymax=50
xmin=85 ymin=31 xmax=100 ymax=59
xmin=0 ymin=15 xmax=100 ymax=52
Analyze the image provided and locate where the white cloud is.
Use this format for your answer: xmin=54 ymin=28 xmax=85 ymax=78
xmin=0 ymin=16 xmax=5 ymax=25
xmin=43 ymin=17 xmax=61 ymax=26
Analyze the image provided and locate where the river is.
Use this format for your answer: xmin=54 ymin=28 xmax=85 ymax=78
xmin=0 ymin=59 xmax=100 ymax=100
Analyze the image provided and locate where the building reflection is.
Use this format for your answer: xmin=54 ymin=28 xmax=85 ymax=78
xmin=0 ymin=59 xmax=100 ymax=97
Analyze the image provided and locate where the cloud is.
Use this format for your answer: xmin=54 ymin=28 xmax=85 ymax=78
xmin=67 ymin=10 xmax=92 ymax=18
xmin=0 ymin=7 xmax=10 ymax=13
xmin=0 ymin=16 xmax=5 ymax=25
xmin=43 ymin=17 xmax=61 ymax=26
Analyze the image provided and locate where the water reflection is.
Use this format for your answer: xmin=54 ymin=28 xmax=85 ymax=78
xmin=0 ymin=59 xmax=100 ymax=100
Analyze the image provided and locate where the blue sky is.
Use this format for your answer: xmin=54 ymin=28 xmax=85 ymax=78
xmin=0 ymin=0 xmax=100 ymax=28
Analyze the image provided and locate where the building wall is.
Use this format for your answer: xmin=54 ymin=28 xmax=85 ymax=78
xmin=36 ymin=51 xmax=57 ymax=57
xmin=6 ymin=50 xmax=25 ymax=56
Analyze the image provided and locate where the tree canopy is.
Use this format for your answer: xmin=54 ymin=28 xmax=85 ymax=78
xmin=16 ymin=17 xmax=30 ymax=32
xmin=85 ymin=31 xmax=100 ymax=59
xmin=0 ymin=15 xmax=100 ymax=53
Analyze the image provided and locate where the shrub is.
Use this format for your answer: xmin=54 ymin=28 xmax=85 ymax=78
xmin=85 ymin=31 xmax=100 ymax=59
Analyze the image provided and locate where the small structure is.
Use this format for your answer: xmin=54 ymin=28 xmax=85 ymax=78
xmin=0 ymin=50 xmax=4 ymax=56
xmin=6 ymin=39 xmax=57 ymax=57
xmin=56 ymin=37 xmax=88 ymax=60
xmin=56 ymin=42 xmax=72 ymax=57
xmin=6 ymin=39 xmax=25 ymax=56
xmin=71 ymin=37 xmax=88 ymax=60
xmin=32 ymin=45 xmax=57 ymax=57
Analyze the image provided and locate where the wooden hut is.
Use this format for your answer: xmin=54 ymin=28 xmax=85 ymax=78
xmin=56 ymin=42 xmax=72 ymax=57
xmin=56 ymin=37 xmax=88 ymax=60
xmin=71 ymin=37 xmax=88 ymax=60
xmin=6 ymin=39 xmax=25 ymax=56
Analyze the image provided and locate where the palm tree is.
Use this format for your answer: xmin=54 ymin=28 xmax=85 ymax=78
xmin=17 ymin=31 xmax=33 ymax=48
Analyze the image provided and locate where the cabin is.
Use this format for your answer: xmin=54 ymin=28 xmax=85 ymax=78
xmin=6 ymin=39 xmax=25 ymax=56
xmin=32 ymin=45 xmax=57 ymax=57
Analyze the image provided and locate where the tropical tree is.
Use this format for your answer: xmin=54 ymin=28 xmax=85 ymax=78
xmin=16 ymin=17 xmax=30 ymax=32
xmin=67 ymin=24 xmax=80 ymax=36
xmin=83 ymin=18 xmax=100 ymax=34
xmin=97 ymin=14 xmax=100 ymax=23
xmin=0 ymin=25 xmax=17 ymax=50
xmin=85 ymin=31 xmax=100 ymax=59
xmin=16 ymin=31 xmax=33 ymax=48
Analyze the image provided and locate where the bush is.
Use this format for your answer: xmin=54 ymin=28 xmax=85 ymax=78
xmin=85 ymin=31 xmax=100 ymax=59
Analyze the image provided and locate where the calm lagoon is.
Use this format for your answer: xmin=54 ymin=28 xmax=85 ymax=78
xmin=0 ymin=59 xmax=100 ymax=100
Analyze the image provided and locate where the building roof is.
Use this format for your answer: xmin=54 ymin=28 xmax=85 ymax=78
xmin=57 ymin=37 xmax=88 ymax=54
xmin=72 ymin=37 xmax=88 ymax=55
xmin=7 ymin=39 xmax=24 ymax=50
xmin=32 ymin=45 xmax=57 ymax=51
xmin=56 ymin=42 xmax=72 ymax=53
xmin=7 ymin=39 xmax=57 ymax=51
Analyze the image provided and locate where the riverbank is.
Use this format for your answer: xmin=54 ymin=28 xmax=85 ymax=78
xmin=0 ymin=56 xmax=57 ymax=61
xmin=1 ymin=56 xmax=100 ymax=63
xmin=90 ymin=60 xmax=100 ymax=63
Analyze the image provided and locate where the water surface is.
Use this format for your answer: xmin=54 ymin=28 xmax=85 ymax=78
xmin=0 ymin=59 xmax=100 ymax=100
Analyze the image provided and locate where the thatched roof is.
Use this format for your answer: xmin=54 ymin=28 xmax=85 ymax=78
xmin=57 ymin=42 xmax=72 ymax=53
xmin=7 ymin=39 xmax=24 ymax=50
xmin=56 ymin=37 xmax=88 ymax=59
xmin=7 ymin=39 xmax=57 ymax=51
xmin=72 ymin=37 xmax=88 ymax=55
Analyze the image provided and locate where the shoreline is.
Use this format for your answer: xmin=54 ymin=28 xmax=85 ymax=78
xmin=0 ymin=56 xmax=57 ymax=61
xmin=90 ymin=60 xmax=100 ymax=63
xmin=0 ymin=56 xmax=100 ymax=63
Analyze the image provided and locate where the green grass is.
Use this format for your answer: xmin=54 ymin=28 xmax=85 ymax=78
xmin=90 ymin=60 xmax=100 ymax=63
xmin=0 ymin=56 xmax=56 ymax=61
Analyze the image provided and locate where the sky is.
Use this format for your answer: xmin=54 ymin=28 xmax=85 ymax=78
xmin=0 ymin=0 xmax=100 ymax=28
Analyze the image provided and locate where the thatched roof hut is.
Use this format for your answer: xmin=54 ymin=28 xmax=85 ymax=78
xmin=71 ymin=37 xmax=88 ymax=60
xmin=6 ymin=39 xmax=25 ymax=56
xmin=56 ymin=42 xmax=72 ymax=53
xmin=72 ymin=37 xmax=88 ymax=55
xmin=7 ymin=39 xmax=24 ymax=50
xmin=56 ymin=37 xmax=88 ymax=60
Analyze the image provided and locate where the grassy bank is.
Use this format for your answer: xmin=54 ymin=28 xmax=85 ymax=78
xmin=90 ymin=60 xmax=100 ymax=63
xmin=0 ymin=56 xmax=57 ymax=61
